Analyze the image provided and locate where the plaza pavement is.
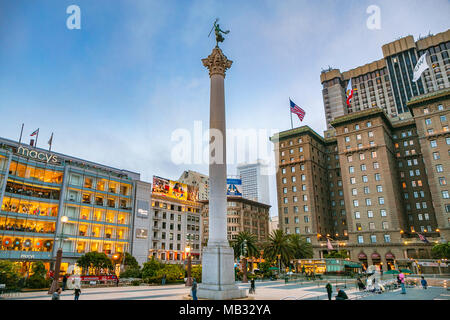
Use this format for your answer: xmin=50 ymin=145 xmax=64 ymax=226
xmin=2 ymin=279 xmax=449 ymax=301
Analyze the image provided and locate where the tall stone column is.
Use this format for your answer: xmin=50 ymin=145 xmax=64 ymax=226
xmin=197 ymin=47 xmax=247 ymax=300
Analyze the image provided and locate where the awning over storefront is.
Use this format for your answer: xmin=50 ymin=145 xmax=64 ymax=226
xmin=345 ymin=264 xmax=362 ymax=268
xmin=371 ymin=253 xmax=381 ymax=259
xmin=358 ymin=253 xmax=367 ymax=259
xmin=385 ymin=252 xmax=395 ymax=259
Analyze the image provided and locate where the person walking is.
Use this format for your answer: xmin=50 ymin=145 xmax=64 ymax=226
xmin=249 ymin=278 xmax=256 ymax=294
xmin=116 ymin=276 xmax=120 ymax=287
xmin=325 ymin=282 xmax=332 ymax=300
xmin=74 ymin=288 xmax=81 ymax=300
xmin=62 ymin=274 xmax=68 ymax=291
xmin=335 ymin=287 xmax=349 ymax=300
xmin=357 ymin=277 xmax=366 ymax=291
xmin=162 ymin=274 xmax=166 ymax=285
xmin=51 ymin=288 xmax=62 ymax=300
xmin=420 ymin=276 xmax=428 ymax=290
xmin=191 ymin=278 xmax=198 ymax=300
xmin=398 ymin=272 xmax=406 ymax=294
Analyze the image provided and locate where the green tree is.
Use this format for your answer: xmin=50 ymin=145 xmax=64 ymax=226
xmin=123 ymin=252 xmax=139 ymax=270
xmin=76 ymin=252 xmax=113 ymax=275
xmin=231 ymin=231 xmax=260 ymax=281
xmin=26 ymin=261 xmax=50 ymax=289
xmin=191 ymin=265 xmax=202 ymax=283
xmin=120 ymin=253 xmax=141 ymax=278
xmin=263 ymin=230 xmax=295 ymax=270
xmin=141 ymin=257 xmax=164 ymax=279
xmin=0 ymin=260 xmax=22 ymax=290
xmin=289 ymin=234 xmax=313 ymax=259
xmin=431 ymin=242 xmax=450 ymax=259
xmin=324 ymin=250 xmax=349 ymax=259
xmin=231 ymin=231 xmax=260 ymax=259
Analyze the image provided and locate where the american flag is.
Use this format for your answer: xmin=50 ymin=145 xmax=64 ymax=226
xmin=290 ymin=99 xmax=305 ymax=121
xmin=418 ymin=233 xmax=429 ymax=243
xmin=327 ymin=238 xmax=334 ymax=250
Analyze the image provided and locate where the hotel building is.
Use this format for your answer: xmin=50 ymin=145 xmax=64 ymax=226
xmin=0 ymin=137 xmax=151 ymax=274
xmin=148 ymin=193 xmax=203 ymax=265
xmin=321 ymin=29 xmax=450 ymax=129
xmin=178 ymin=170 xmax=209 ymax=201
xmin=271 ymin=88 xmax=449 ymax=271
xmin=200 ymin=196 xmax=270 ymax=244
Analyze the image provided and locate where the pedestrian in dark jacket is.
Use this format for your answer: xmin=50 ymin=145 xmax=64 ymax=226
xmin=325 ymin=283 xmax=332 ymax=300
xmin=74 ymin=288 xmax=81 ymax=300
xmin=335 ymin=288 xmax=349 ymax=300
xmin=52 ymin=288 xmax=62 ymax=300
xmin=421 ymin=276 xmax=428 ymax=289
xmin=162 ymin=274 xmax=166 ymax=285
xmin=357 ymin=277 xmax=366 ymax=291
xmin=249 ymin=278 xmax=256 ymax=294
xmin=191 ymin=278 xmax=198 ymax=300
xmin=62 ymin=275 xmax=68 ymax=291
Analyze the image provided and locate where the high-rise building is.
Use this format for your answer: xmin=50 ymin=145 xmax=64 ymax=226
xmin=149 ymin=193 xmax=203 ymax=265
xmin=269 ymin=216 xmax=279 ymax=234
xmin=200 ymin=196 xmax=270 ymax=243
xmin=237 ymin=160 xmax=270 ymax=205
xmin=147 ymin=176 xmax=203 ymax=265
xmin=270 ymin=88 xmax=449 ymax=270
xmin=321 ymin=29 xmax=450 ymax=129
xmin=0 ymin=137 xmax=150 ymax=273
xmin=178 ymin=170 xmax=209 ymax=201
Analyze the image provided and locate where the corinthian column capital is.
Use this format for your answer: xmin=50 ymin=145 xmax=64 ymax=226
xmin=202 ymin=47 xmax=233 ymax=78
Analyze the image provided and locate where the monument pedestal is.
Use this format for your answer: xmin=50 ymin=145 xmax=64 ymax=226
xmin=197 ymin=244 xmax=247 ymax=300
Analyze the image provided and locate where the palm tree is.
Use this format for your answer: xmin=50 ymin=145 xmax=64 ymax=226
xmin=288 ymin=234 xmax=313 ymax=272
xmin=231 ymin=231 xmax=259 ymax=283
xmin=263 ymin=230 xmax=295 ymax=273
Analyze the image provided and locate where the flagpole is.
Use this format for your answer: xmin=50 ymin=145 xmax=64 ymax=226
xmin=18 ymin=123 xmax=24 ymax=146
xmin=289 ymin=98 xmax=293 ymax=129
xmin=35 ymin=129 xmax=39 ymax=148
xmin=49 ymin=132 xmax=53 ymax=151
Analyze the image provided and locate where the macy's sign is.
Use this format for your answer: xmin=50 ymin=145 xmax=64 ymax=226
xmin=16 ymin=146 xmax=59 ymax=164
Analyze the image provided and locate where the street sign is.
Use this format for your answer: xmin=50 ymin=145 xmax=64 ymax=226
xmin=0 ymin=284 xmax=5 ymax=288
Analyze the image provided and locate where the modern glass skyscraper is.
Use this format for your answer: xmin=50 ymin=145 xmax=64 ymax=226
xmin=237 ymin=160 xmax=270 ymax=205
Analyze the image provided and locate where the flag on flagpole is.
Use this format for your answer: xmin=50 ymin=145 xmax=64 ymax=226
xmin=346 ymin=79 xmax=354 ymax=107
xmin=290 ymin=99 xmax=305 ymax=121
xmin=418 ymin=233 xmax=429 ymax=243
xmin=413 ymin=52 xmax=429 ymax=82
xmin=30 ymin=129 xmax=39 ymax=137
xmin=327 ymin=238 xmax=334 ymax=250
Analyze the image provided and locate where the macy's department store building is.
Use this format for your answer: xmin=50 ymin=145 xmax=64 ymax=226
xmin=0 ymin=136 xmax=151 ymax=275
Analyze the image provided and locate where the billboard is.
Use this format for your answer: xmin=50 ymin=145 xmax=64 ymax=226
xmin=152 ymin=176 xmax=198 ymax=202
xmin=227 ymin=178 xmax=242 ymax=196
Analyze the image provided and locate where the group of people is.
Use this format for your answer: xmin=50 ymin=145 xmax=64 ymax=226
xmin=325 ymin=283 xmax=349 ymax=300
xmin=51 ymin=275 xmax=82 ymax=300
xmin=0 ymin=223 xmax=52 ymax=234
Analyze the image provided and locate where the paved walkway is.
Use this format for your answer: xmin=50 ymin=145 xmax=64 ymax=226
xmin=2 ymin=280 xmax=448 ymax=300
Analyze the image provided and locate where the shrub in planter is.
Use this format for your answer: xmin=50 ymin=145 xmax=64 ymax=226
xmin=0 ymin=260 xmax=22 ymax=290
xmin=120 ymin=267 xmax=142 ymax=279
xmin=26 ymin=262 xmax=51 ymax=289
xmin=131 ymin=280 xmax=142 ymax=286
xmin=191 ymin=265 xmax=202 ymax=283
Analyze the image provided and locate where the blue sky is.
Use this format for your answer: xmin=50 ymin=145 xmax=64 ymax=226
xmin=0 ymin=0 xmax=449 ymax=216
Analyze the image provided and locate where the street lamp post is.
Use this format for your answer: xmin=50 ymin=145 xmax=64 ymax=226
xmin=241 ymin=240 xmax=248 ymax=283
xmin=185 ymin=245 xmax=192 ymax=287
xmin=277 ymin=254 xmax=281 ymax=277
xmin=48 ymin=215 xmax=68 ymax=294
